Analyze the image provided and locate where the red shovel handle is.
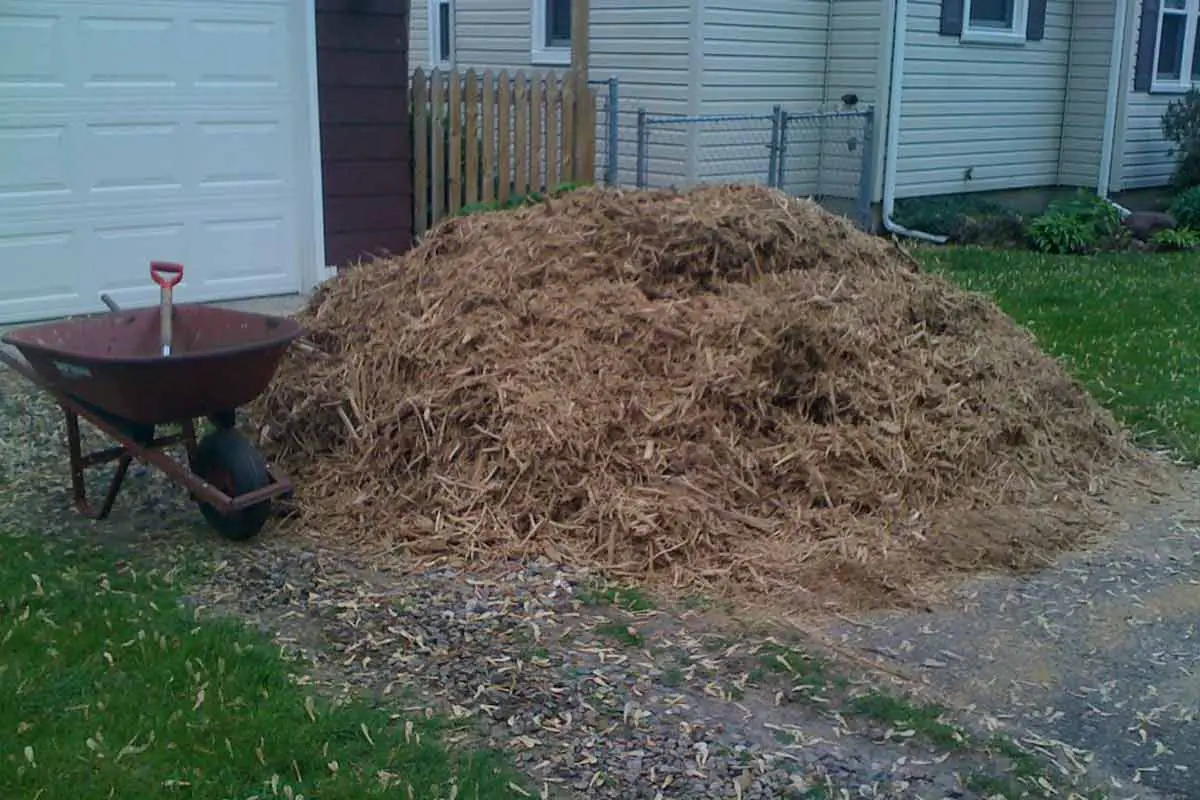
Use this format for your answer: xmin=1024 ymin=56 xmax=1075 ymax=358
xmin=150 ymin=261 xmax=184 ymax=289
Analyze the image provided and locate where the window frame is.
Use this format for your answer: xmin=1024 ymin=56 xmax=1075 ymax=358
xmin=960 ymin=0 xmax=1030 ymax=45
xmin=1151 ymin=0 xmax=1200 ymax=93
xmin=531 ymin=0 xmax=571 ymax=67
xmin=428 ymin=0 xmax=453 ymax=69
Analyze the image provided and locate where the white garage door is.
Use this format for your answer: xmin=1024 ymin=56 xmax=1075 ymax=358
xmin=0 ymin=0 xmax=316 ymax=324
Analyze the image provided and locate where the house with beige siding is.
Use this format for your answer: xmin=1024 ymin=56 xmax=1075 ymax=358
xmin=411 ymin=0 xmax=1198 ymax=228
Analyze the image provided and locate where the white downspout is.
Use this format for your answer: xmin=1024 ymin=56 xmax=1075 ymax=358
xmin=882 ymin=0 xmax=948 ymax=243
xmin=1098 ymin=0 xmax=1132 ymax=216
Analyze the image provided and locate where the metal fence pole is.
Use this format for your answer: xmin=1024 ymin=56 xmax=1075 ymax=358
xmin=767 ymin=105 xmax=782 ymax=188
xmin=775 ymin=109 xmax=790 ymax=190
xmin=606 ymin=78 xmax=619 ymax=186
xmin=636 ymin=108 xmax=648 ymax=188
xmin=857 ymin=107 xmax=876 ymax=231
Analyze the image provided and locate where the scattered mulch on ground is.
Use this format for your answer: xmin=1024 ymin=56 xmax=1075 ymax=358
xmin=252 ymin=184 xmax=1157 ymax=611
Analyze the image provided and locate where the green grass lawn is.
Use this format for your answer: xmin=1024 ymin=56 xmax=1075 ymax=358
xmin=921 ymin=246 xmax=1200 ymax=462
xmin=0 ymin=531 xmax=525 ymax=799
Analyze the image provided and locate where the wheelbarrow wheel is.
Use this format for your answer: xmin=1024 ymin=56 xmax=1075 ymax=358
xmin=191 ymin=428 xmax=272 ymax=541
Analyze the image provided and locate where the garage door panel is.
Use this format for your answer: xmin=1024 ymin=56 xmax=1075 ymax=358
xmin=0 ymin=227 xmax=82 ymax=319
xmin=0 ymin=0 xmax=309 ymax=324
xmin=0 ymin=13 xmax=65 ymax=89
xmin=195 ymin=120 xmax=290 ymax=192
xmin=87 ymin=121 xmax=184 ymax=194
xmin=0 ymin=124 xmax=70 ymax=199
xmin=78 ymin=14 xmax=179 ymax=89
xmin=92 ymin=222 xmax=188 ymax=290
xmin=192 ymin=16 xmax=289 ymax=91
xmin=196 ymin=215 xmax=293 ymax=286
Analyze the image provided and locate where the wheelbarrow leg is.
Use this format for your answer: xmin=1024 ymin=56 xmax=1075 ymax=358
xmin=181 ymin=418 xmax=199 ymax=462
xmin=65 ymin=409 xmax=132 ymax=521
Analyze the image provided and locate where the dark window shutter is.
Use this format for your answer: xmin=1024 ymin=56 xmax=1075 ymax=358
xmin=1134 ymin=0 xmax=1162 ymax=92
xmin=940 ymin=0 xmax=965 ymax=36
xmin=1026 ymin=0 xmax=1047 ymax=40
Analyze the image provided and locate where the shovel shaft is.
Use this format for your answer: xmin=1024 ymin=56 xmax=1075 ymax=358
xmin=149 ymin=261 xmax=184 ymax=357
xmin=159 ymin=286 xmax=172 ymax=356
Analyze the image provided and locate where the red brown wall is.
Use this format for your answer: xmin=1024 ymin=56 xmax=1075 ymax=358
xmin=315 ymin=0 xmax=413 ymax=267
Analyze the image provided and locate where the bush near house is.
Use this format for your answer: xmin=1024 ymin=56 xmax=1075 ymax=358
xmin=1027 ymin=191 xmax=1129 ymax=254
xmin=1162 ymin=89 xmax=1200 ymax=191
xmin=1168 ymin=185 xmax=1200 ymax=229
xmin=1151 ymin=227 xmax=1200 ymax=251
xmin=892 ymin=195 xmax=1027 ymax=247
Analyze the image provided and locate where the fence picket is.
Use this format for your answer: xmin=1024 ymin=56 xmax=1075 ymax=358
xmin=481 ymin=70 xmax=496 ymax=205
xmin=514 ymin=72 xmax=529 ymax=198
xmin=464 ymin=70 xmax=480 ymax=207
xmin=580 ymin=82 xmax=597 ymax=183
xmin=412 ymin=68 xmax=429 ymax=237
xmin=531 ymin=74 xmax=544 ymax=193
xmin=546 ymin=72 xmax=560 ymax=190
xmin=497 ymin=70 xmax=512 ymax=207
xmin=430 ymin=69 xmax=445 ymax=226
xmin=448 ymin=70 xmax=463 ymax=215
xmin=561 ymin=77 xmax=575 ymax=184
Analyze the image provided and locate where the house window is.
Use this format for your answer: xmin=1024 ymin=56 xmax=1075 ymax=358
xmin=969 ymin=0 xmax=1015 ymax=28
xmin=430 ymin=0 xmax=453 ymax=68
xmin=1153 ymin=0 xmax=1200 ymax=88
xmin=962 ymin=0 xmax=1029 ymax=42
xmin=532 ymin=0 xmax=571 ymax=66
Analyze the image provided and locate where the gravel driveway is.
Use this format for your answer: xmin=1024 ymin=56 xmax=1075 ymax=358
xmin=0 ymin=364 xmax=1191 ymax=800
xmin=825 ymin=474 xmax=1200 ymax=800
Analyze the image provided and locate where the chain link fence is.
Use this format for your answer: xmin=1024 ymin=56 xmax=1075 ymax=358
xmin=631 ymin=105 xmax=876 ymax=229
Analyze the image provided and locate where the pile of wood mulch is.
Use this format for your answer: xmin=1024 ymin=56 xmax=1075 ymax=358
xmin=252 ymin=184 xmax=1156 ymax=611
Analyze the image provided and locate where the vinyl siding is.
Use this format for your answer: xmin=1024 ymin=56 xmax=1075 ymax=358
xmin=697 ymin=1 xmax=831 ymax=192
xmin=896 ymin=0 xmax=1073 ymax=198
xmin=1058 ymin=0 xmax=1113 ymax=188
xmin=408 ymin=0 xmax=694 ymax=188
xmin=411 ymin=1 xmax=430 ymax=69
xmin=1118 ymin=0 xmax=1180 ymax=190
xmin=819 ymin=0 xmax=886 ymax=204
xmin=592 ymin=0 xmax=694 ymax=188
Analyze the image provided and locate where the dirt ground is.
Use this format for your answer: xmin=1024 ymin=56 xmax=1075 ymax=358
xmin=822 ymin=470 xmax=1200 ymax=799
xmin=0 ymin=365 xmax=1196 ymax=799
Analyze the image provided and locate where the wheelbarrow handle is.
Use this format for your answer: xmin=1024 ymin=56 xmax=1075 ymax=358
xmin=150 ymin=261 xmax=184 ymax=289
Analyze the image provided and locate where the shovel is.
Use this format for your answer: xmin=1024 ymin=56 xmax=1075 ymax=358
xmin=149 ymin=261 xmax=184 ymax=357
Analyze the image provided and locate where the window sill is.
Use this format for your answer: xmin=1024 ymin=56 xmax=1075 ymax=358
xmin=959 ymin=28 xmax=1027 ymax=46
xmin=1149 ymin=81 xmax=1197 ymax=95
xmin=531 ymin=47 xmax=571 ymax=67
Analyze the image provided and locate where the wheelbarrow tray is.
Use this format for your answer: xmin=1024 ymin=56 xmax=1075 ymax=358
xmin=1 ymin=304 xmax=302 ymax=426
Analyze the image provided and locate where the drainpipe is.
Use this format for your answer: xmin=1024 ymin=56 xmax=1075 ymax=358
xmin=881 ymin=0 xmax=948 ymax=242
xmin=1097 ymin=0 xmax=1132 ymax=217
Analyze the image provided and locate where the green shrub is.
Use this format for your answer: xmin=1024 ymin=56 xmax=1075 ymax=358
xmin=1169 ymin=185 xmax=1200 ymax=228
xmin=1028 ymin=213 xmax=1094 ymax=254
xmin=892 ymin=195 xmax=1026 ymax=246
xmin=1028 ymin=191 xmax=1127 ymax=254
xmin=1162 ymin=89 xmax=1200 ymax=190
xmin=1152 ymin=226 xmax=1200 ymax=251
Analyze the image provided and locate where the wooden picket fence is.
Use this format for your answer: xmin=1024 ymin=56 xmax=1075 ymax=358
xmin=411 ymin=67 xmax=597 ymax=237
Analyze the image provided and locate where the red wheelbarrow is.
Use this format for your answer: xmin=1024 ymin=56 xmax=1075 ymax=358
xmin=0 ymin=262 xmax=303 ymax=540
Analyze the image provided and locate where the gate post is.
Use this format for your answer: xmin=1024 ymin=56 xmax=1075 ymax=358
xmin=857 ymin=107 xmax=877 ymax=230
xmin=767 ymin=105 xmax=782 ymax=188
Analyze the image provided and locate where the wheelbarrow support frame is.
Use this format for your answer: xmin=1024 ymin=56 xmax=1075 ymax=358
xmin=0 ymin=347 xmax=292 ymax=523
